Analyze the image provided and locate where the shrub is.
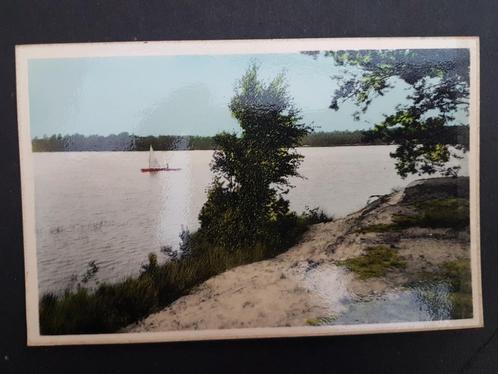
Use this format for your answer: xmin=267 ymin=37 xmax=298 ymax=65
xmin=198 ymin=64 xmax=312 ymax=252
xmin=302 ymin=207 xmax=332 ymax=225
xmin=39 ymin=209 xmax=317 ymax=334
xmin=39 ymin=65 xmax=318 ymax=335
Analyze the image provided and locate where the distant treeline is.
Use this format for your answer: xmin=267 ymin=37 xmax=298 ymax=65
xmin=31 ymin=133 xmax=215 ymax=152
xmin=303 ymin=130 xmax=384 ymax=147
xmin=31 ymin=127 xmax=469 ymax=152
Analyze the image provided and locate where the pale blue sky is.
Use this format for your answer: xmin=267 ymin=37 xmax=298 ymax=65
xmin=28 ymin=52 xmax=420 ymax=137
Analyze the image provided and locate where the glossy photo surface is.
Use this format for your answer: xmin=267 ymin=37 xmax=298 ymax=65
xmin=15 ymin=37 xmax=482 ymax=345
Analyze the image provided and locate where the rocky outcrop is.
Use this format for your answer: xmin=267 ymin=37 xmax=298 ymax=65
xmin=401 ymin=176 xmax=469 ymax=203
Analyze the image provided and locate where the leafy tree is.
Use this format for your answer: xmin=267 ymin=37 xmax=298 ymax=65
xmin=323 ymin=49 xmax=470 ymax=178
xmin=198 ymin=64 xmax=311 ymax=250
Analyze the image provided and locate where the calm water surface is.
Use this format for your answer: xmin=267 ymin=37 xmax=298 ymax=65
xmin=34 ymin=146 xmax=468 ymax=294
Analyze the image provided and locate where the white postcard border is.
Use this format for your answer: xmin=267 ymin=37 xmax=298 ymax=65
xmin=15 ymin=36 xmax=482 ymax=346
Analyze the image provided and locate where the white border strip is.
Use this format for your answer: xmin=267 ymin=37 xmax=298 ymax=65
xmin=16 ymin=37 xmax=478 ymax=59
xmin=15 ymin=37 xmax=482 ymax=346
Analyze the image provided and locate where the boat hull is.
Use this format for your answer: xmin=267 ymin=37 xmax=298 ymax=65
xmin=141 ymin=168 xmax=181 ymax=172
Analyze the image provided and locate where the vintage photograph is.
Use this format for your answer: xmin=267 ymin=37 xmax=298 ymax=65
xmin=16 ymin=37 xmax=481 ymax=345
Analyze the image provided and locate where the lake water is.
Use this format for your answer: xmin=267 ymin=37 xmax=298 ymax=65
xmin=34 ymin=146 xmax=468 ymax=294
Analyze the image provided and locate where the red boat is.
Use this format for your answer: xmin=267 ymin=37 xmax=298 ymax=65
xmin=141 ymin=145 xmax=181 ymax=173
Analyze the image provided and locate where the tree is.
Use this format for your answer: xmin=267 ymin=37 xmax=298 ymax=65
xmin=323 ymin=49 xmax=470 ymax=178
xmin=198 ymin=64 xmax=311 ymax=250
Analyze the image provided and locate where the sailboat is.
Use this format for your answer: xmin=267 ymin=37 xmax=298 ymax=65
xmin=141 ymin=145 xmax=181 ymax=172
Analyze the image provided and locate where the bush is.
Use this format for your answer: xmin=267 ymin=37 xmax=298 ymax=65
xmin=39 ymin=65 xmax=319 ymax=334
xmin=302 ymin=207 xmax=332 ymax=225
xmin=39 ymin=210 xmax=317 ymax=335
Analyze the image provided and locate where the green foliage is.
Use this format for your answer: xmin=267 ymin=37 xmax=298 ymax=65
xmin=39 ymin=64 xmax=331 ymax=335
xmin=327 ymin=49 xmax=469 ymax=114
xmin=133 ymin=135 xmax=214 ymax=151
xmin=374 ymin=114 xmax=465 ymax=178
xmin=390 ymin=198 xmax=470 ymax=230
xmin=199 ymin=64 xmax=312 ymax=251
xmin=31 ymin=133 xmax=215 ymax=152
xmin=448 ymin=291 xmax=473 ymax=319
xmin=306 ymin=315 xmax=337 ymax=326
xmin=337 ymin=245 xmax=406 ymax=279
xmin=140 ymin=253 xmax=159 ymax=273
xmin=412 ymin=259 xmax=472 ymax=319
xmin=318 ymin=49 xmax=470 ymax=177
xmin=32 ymin=128 xmax=468 ymax=152
xmin=302 ymin=207 xmax=333 ymax=224
xmin=408 ymin=198 xmax=470 ymax=229
xmin=301 ymin=130 xmax=384 ymax=147
xmin=359 ymin=198 xmax=470 ymax=233
xmin=39 ymin=210 xmax=321 ymax=335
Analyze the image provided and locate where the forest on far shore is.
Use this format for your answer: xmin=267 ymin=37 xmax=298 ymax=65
xmin=31 ymin=126 xmax=469 ymax=152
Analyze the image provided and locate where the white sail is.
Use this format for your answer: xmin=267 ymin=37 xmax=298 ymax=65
xmin=148 ymin=145 xmax=161 ymax=168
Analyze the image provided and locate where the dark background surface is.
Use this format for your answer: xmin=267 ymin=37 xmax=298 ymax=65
xmin=1 ymin=1 xmax=497 ymax=373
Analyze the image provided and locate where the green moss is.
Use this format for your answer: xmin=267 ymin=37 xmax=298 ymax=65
xmin=337 ymin=245 xmax=406 ymax=279
xmin=449 ymin=292 xmax=473 ymax=319
xmin=405 ymin=198 xmax=469 ymax=229
xmin=439 ymin=259 xmax=472 ymax=293
xmin=359 ymin=198 xmax=469 ymax=233
xmin=440 ymin=259 xmax=473 ymax=319
xmin=410 ymin=259 xmax=473 ymax=319
xmin=306 ymin=315 xmax=337 ymax=326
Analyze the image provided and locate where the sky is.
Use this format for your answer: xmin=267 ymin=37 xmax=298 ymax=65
xmin=28 ymin=52 xmax=423 ymax=137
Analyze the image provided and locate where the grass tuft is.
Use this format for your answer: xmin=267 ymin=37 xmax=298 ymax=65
xmin=337 ymin=245 xmax=406 ymax=279
xmin=306 ymin=315 xmax=337 ymax=326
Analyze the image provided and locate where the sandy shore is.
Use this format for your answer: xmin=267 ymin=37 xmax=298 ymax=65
xmin=125 ymin=177 xmax=470 ymax=332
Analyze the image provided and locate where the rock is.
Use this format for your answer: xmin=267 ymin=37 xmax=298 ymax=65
xmin=401 ymin=177 xmax=469 ymax=204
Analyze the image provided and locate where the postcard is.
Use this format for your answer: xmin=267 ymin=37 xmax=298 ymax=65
xmin=15 ymin=37 xmax=482 ymax=345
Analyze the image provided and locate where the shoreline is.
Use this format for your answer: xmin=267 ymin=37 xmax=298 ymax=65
xmin=125 ymin=177 xmax=472 ymax=332
xmin=31 ymin=144 xmax=392 ymax=153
